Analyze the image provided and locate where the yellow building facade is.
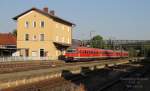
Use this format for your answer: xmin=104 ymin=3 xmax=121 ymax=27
xmin=13 ymin=7 xmax=75 ymax=60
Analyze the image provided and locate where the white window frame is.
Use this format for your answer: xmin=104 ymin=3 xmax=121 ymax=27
xmin=56 ymin=36 xmax=59 ymax=41
xmin=32 ymin=35 xmax=37 ymax=41
xmin=67 ymin=38 xmax=70 ymax=43
xmin=40 ymin=21 xmax=45 ymax=28
xmin=62 ymin=37 xmax=64 ymax=42
xmin=32 ymin=51 xmax=37 ymax=57
xmin=33 ymin=21 xmax=36 ymax=28
xmin=67 ymin=27 xmax=70 ymax=32
xmin=56 ymin=50 xmax=59 ymax=56
xmin=56 ymin=24 xmax=58 ymax=28
xmin=39 ymin=34 xmax=45 ymax=41
xmin=62 ymin=25 xmax=65 ymax=30
xmin=25 ymin=21 xmax=29 ymax=28
xmin=25 ymin=34 xmax=29 ymax=41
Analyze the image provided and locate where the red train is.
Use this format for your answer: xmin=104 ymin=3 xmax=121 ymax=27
xmin=64 ymin=47 xmax=128 ymax=62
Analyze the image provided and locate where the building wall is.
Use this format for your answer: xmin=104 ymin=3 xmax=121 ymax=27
xmin=17 ymin=10 xmax=72 ymax=60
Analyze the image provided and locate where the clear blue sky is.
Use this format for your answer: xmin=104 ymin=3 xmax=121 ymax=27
xmin=0 ymin=0 xmax=150 ymax=40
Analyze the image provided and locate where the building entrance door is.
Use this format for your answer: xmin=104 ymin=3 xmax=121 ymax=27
xmin=25 ymin=49 xmax=29 ymax=57
xmin=40 ymin=49 xmax=44 ymax=57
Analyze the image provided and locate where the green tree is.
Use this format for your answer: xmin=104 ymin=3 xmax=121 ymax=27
xmin=128 ymin=47 xmax=137 ymax=57
xmin=143 ymin=45 xmax=150 ymax=57
xmin=12 ymin=29 xmax=17 ymax=37
xmin=90 ymin=35 xmax=104 ymax=48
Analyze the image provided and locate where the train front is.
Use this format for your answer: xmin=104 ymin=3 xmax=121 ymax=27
xmin=64 ymin=48 xmax=78 ymax=62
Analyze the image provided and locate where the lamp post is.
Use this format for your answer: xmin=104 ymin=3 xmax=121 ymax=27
xmin=90 ymin=30 xmax=95 ymax=48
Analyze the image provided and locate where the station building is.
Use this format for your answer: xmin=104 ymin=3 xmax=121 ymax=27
xmin=13 ymin=7 xmax=75 ymax=60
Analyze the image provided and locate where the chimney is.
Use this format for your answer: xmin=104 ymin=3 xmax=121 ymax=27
xmin=43 ymin=7 xmax=48 ymax=13
xmin=49 ymin=10 xmax=55 ymax=15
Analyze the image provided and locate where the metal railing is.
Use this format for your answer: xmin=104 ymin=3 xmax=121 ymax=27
xmin=0 ymin=56 xmax=53 ymax=62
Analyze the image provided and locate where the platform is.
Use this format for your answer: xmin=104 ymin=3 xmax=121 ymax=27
xmin=0 ymin=58 xmax=143 ymax=90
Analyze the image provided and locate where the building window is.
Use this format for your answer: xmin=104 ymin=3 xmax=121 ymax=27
xmin=68 ymin=38 xmax=70 ymax=43
xmin=32 ymin=51 xmax=37 ymax=57
xmin=56 ymin=50 xmax=59 ymax=56
xmin=40 ymin=21 xmax=45 ymax=28
xmin=67 ymin=27 xmax=70 ymax=32
xmin=56 ymin=36 xmax=59 ymax=41
xmin=25 ymin=34 xmax=29 ymax=41
xmin=25 ymin=21 xmax=29 ymax=28
xmin=33 ymin=35 xmax=36 ymax=41
xmin=62 ymin=26 xmax=65 ymax=30
xmin=33 ymin=21 xmax=36 ymax=28
xmin=40 ymin=34 xmax=44 ymax=41
xmin=56 ymin=24 xmax=58 ymax=28
xmin=62 ymin=37 xmax=64 ymax=42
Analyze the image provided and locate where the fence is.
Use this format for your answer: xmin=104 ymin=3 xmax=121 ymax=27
xmin=0 ymin=56 xmax=53 ymax=62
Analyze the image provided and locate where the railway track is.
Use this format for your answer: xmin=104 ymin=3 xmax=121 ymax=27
xmin=1 ymin=58 xmax=146 ymax=91
xmin=0 ymin=61 xmax=65 ymax=74
xmin=53 ymin=59 xmax=147 ymax=91
xmin=0 ymin=58 xmax=130 ymax=74
xmin=97 ymin=60 xmax=150 ymax=91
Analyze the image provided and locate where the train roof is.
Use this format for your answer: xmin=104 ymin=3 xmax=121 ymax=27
xmin=68 ymin=47 xmax=128 ymax=53
xmin=76 ymin=47 xmax=102 ymax=50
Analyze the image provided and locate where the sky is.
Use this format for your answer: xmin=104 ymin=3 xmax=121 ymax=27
xmin=0 ymin=0 xmax=150 ymax=40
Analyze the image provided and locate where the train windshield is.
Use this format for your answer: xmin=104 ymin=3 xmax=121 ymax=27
xmin=66 ymin=49 xmax=76 ymax=53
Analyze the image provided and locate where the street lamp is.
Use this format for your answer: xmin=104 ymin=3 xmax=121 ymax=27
xmin=90 ymin=30 xmax=95 ymax=47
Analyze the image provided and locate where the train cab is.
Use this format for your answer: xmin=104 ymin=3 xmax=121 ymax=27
xmin=65 ymin=48 xmax=78 ymax=61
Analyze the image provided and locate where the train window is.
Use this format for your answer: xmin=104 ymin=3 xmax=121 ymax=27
xmin=82 ymin=50 xmax=84 ymax=54
xmin=86 ymin=50 xmax=88 ymax=54
xmin=79 ymin=50 xmax=81 ymax=53
xmin=80 ymin=50 xmax=82 ymax=53
xmin=82 ymin=50 xmax=85 ymax=54
xmin=93 ymin=51 xmax=95 ymax=54
xmin=66 ymin=49 xmax=76 ymax=53
xmin=88 ymin=51 xmax=90 ymax=54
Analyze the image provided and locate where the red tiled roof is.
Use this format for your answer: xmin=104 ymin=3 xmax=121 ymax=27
xmin=13 ymin=7 xmax=75 ymax=26
xmin=0 ymin=33 xmax=16 ymax=45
